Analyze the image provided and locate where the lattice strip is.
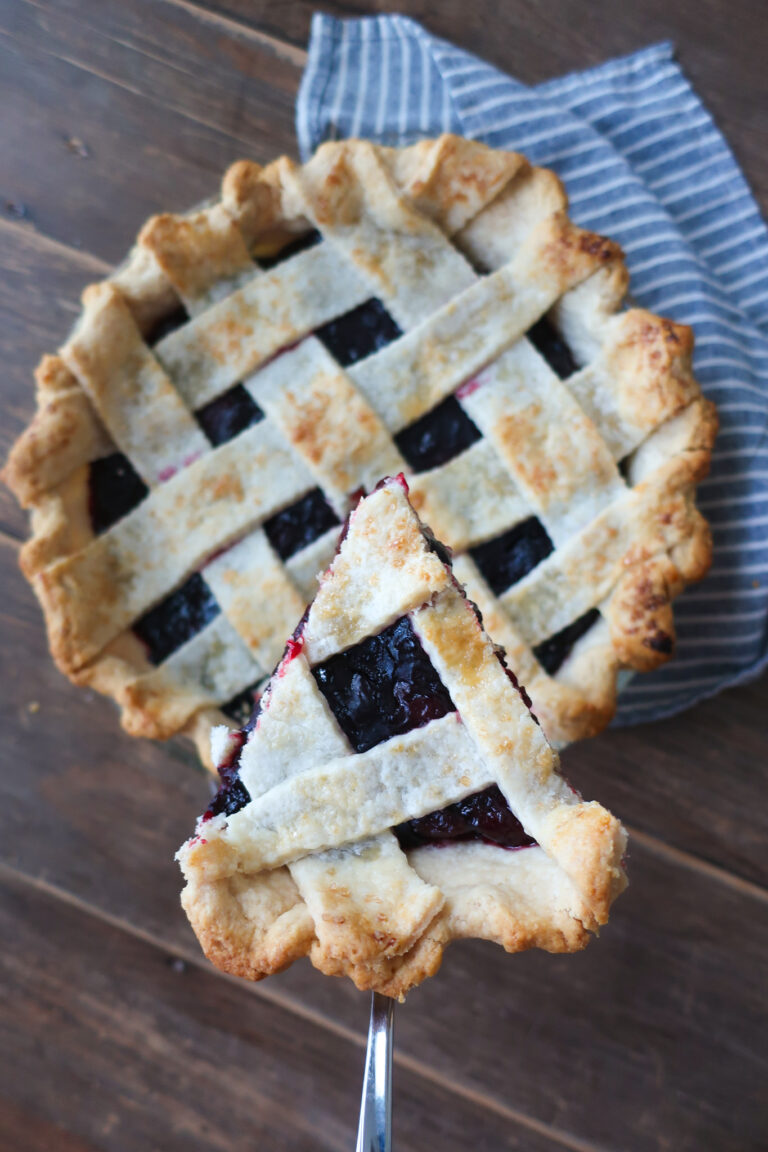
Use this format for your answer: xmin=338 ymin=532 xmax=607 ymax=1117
xmin=204 ymin=531 xmax=306 ymax=672
xmin=302 ymin=485 xmax=448 ymax=664
xmin=240 ymin=657 xmax=348 ymax=790
xmin=501 ymin=477 xmax=697 ymax=646
xmin=413 ymin=586 xmax=574 ymax=842
xmin=290 ymin=836 xmax=444 ymax=967
xmin=37 ymin=421 xmax=315 ymax=669
xmin=123 ymin=614 xmax=262 ymax=738
xmin=214 ymin=712 xmax=485 ymax=877
xmin=246 ymin=339 xmax=407 ymax=507
xmin=280 ymin=142 xmax=477 ymax=328
xmin=62 ymin=284 xmax=209 ymax=485
xmin=235 ymin=655 xmax=443 ymax=966
xmin=409 ymin=439 xmax=528 ymax=551
xmin=565 ymin=310 xmax=701 ymax=460
xmin=460 ymin=341 xmax=625 ymax=543
xmin=154 ymin=244 xmax=369 ymax=409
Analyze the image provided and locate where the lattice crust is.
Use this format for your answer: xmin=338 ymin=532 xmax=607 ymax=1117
xmin=2 ymin=135 xmax=716 ymax=756
xmin=178 ymin=478 xmax=627 ymax=998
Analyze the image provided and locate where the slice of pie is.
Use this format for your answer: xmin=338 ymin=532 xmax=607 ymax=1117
xmin=2 ymin=135 xmax=716 ymax=761
xmin=177 ymin=476 xmax=627 ymax=998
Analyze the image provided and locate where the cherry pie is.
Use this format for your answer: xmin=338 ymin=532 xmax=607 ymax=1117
xmin=2 ymin=135 xmax=716 ymax=758
xmin=177 ymin=476 xmax=627 ymax=997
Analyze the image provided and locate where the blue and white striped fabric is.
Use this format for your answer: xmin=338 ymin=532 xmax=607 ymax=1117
xmin=297 ymin=14 xmax=768 ymax=726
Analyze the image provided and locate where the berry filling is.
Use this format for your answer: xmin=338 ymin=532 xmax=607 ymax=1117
xmin=145 ymin=304 xmax=190 ymax=347
xmin=395 ymin=395 xmax=482 ymax=472
xmin=534 ymin=607 xmax=601 ymax=675
xmin=313 ymin=616 xmax=455 ymax=754
xmin=195 ymin=384 xmax=264 ymax=446
xmin=421 ymin=524 xmax=453 ymax=568
xmin=133 ymin=573 xmax=220 ymax=664
xmin=395 ymin=784 xmax=535 ymax=850
xmin=89 ymin=452 xmax=149 ymax=534
xmin=316 ymin=298 xmax=402 ymax=367
xmin=618 ymin=454 xmax=632 ymax=482
xmin=264 ymin=488 xmax=341 ymax=560
xmin=205 ymin=731 xmax=251 ymax=819
xmin=527 ymin=317 xmax=578 ymax=379
xmin=470 ymin=518 xmax=554 ymax=596
xmin=221 ymin=683 xmax=262 ymax=728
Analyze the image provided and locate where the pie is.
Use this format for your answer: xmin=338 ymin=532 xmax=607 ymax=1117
xmin=2 ymin=135 xmax=716 ymax=760
xmin=177 ymin=476 xmax=628 ymax=998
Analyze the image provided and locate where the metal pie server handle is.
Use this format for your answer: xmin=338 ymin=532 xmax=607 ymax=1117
xmin=356 ymin=992 xmax=395 ymax=1152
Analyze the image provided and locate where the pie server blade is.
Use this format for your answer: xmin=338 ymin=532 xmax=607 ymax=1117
xmin=356 ymin=992 xmax=394 ymax=1152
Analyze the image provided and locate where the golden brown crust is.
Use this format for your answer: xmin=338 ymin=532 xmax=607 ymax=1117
xmin=3 ymin=355 xmax=111 ymax=510
xmin=181 ymin=869 xmax=315 ymax=982
xmin=1 ymin=134 xmax=715 ymax=753
xmin=180 ymin=841 xmax=603 ymax=999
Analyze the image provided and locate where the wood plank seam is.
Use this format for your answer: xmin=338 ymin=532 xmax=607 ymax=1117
xmin=626 ymin=824 xmax=768 ymax=906
xmin=15 ymin=0 xmax=304 ymax=150
xmin=0 ymin=216 xmax=111 ymax=275
xmin=19 ymin=0 xmax=309 ymax=66
xmin=160 ymin=0 xmax=308 ymax=65
xmin=27 ymin=47 xmax=261 ymax=153
xmin=0 ymin=858 xmax=606 ymax=1152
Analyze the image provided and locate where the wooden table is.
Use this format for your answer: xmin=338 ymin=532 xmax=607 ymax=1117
xmin=1 ymin=3 xmax=767 ymax=1149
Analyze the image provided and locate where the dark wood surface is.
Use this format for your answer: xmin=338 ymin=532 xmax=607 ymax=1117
xmin=1 ymin=2 xmax=767 ymax=1149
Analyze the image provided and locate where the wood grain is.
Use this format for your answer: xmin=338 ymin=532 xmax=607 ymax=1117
xmin=2 ymin=865 xmax=574 ymax=1152
xmin=0 ymin=0 xmax=302 ymax=264
xmin=1 ymin=529 xmax=767 ymax=1149
xmin=1 ymin=2 xmax=767 ymax=1149
xmin=0 ymin=222 xmax=106 ymax=540
xmin=0 ymin=0 xmax=302 ymax=536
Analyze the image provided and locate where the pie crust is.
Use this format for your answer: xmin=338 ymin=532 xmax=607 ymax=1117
xmin=2 ymin=135 xmax=716 ymax=757
xmin=178 ymin=477 xmax=627 ymax=998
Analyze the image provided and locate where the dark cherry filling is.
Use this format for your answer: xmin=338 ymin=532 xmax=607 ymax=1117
xmin=257 ymin=229 xmax=322 ymax=270
xmin=617 ymin=454 xmax=632 ymax=482
xmin=527 ymin=317 xmax=579 ymax=379
xmin=133 ymin=573 xmax=220 ymax=664
xmin=205 ymin=731 xmax=251 ymax=819
xmin=88 ymin=453 xmax=149 ymax=534
xmin=263 ymin=488 xmax=341 ymax=560
xmin=145 ymin=304 xmax=190 ymax=347
xmin=421 ymin=524 xmax=453 ymax=568
xmin=221 ymin=683 xmax=263 ymax=728
xmin=313 ymin=616 xmax=455 ymax=754
xmin=395 ymin=785 xmax=535 ymax=851
xmin=395 ymin=395 xmax=482 ymax=472
xmin=195 ymin=384 xmax=264 ymax=446
xmin=316 ymin=298 xmax=402 ymax=367
xmin=470 ymin=518 xmax=554 ymax=596
xmin=534 ymin=607 xmax=601 ymax=675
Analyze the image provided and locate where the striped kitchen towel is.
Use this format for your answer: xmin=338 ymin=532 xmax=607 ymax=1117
xmin=296 ymin=14 xmax=768 ymax=726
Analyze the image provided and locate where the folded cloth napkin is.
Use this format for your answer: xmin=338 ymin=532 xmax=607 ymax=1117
xmin=296 ymin=13 xmax=768 ymax=727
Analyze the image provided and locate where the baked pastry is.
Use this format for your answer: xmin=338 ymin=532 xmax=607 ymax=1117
xmin=2 ymin=135 xmax=716 ymax=758
xmin=177 ymin=476 xmax=627 ymax=998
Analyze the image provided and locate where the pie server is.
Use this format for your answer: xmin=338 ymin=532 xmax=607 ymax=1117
xmin=356 ymin=992 xmax=395 ymax=1152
